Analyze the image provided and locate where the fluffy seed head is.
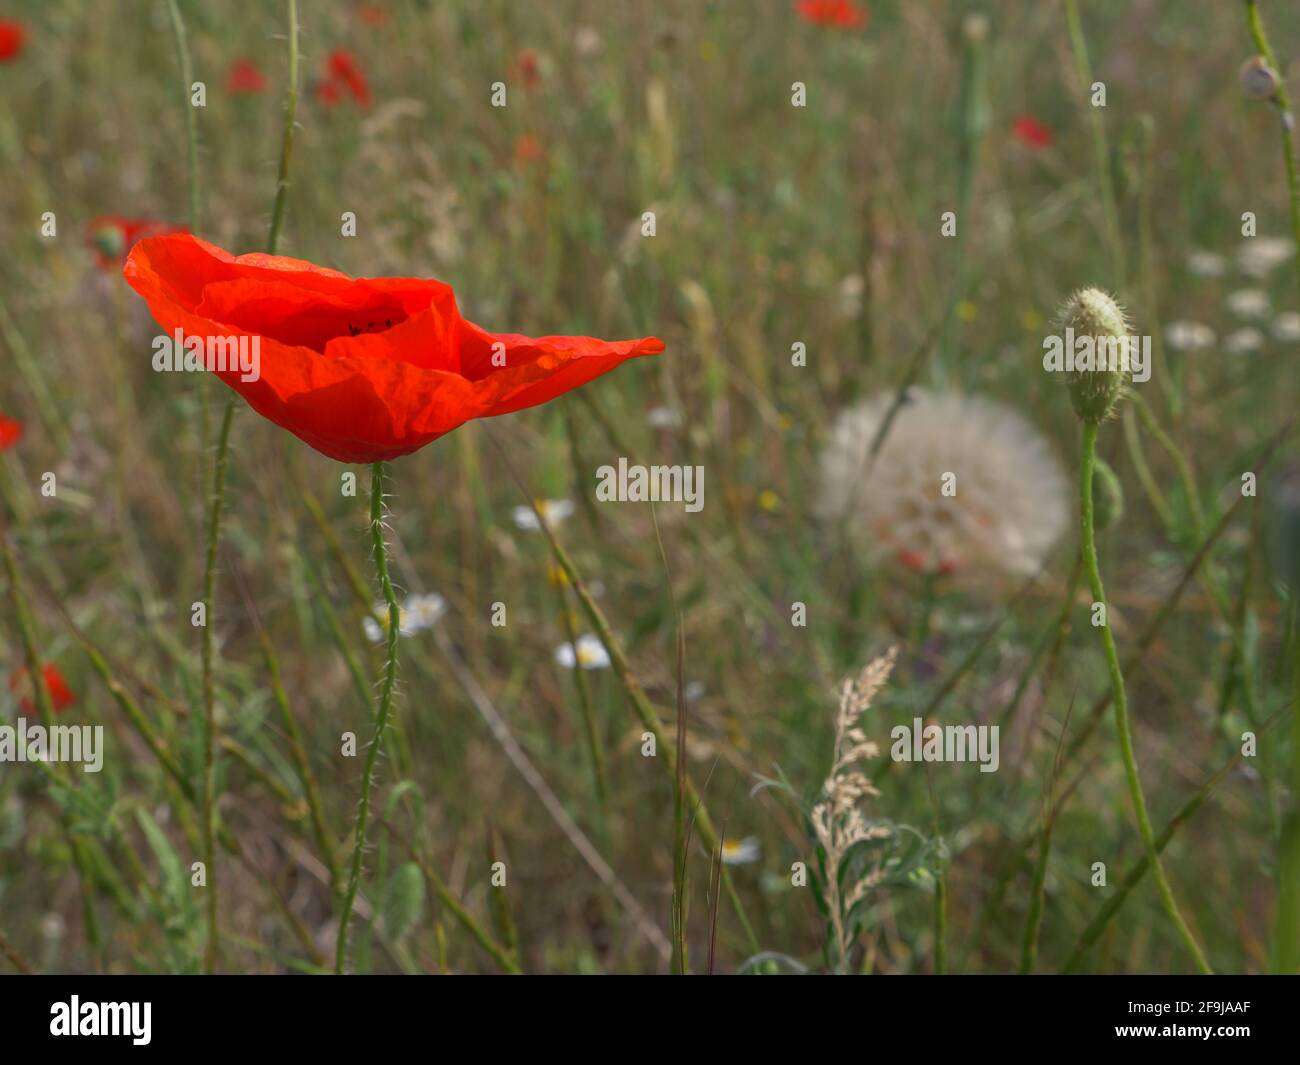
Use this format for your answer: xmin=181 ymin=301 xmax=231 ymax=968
xmin=1057 ymin=287 xmax=1132 ymax=423
xmin=815 ymin=390 xmax=1069 ymax=579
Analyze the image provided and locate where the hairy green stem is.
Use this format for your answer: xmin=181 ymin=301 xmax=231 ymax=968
xmin=1064 ymin=0 xmax=1125 ymax=288
xmin=164 ymin=0 xmax=199 ymax=233
xmin=1274 ymin=602 xmax=1300 ymax=972
xmin=195 ymin=0 xmax=299 ymax=972
xmin=267 ymin=0 xmax=300 ymax=258
xmin=1245 ymin=0 xmax=1300 ymax=313
xmin=335 ymin=462 xmax=402 ymax=975
xmin=199 ymin=398 xmax=234 ymax=972
xmin=1080 ymin=421 xmax=1211 ymax=973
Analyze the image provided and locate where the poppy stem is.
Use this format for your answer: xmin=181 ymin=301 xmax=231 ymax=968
xmin=199 ymin=397 xmax=234 ymax=973
xmin=335 ymin=461 xmax=402 ymax=974
xmin=267 ymin=0 xmax=299 ymax=256
xmin=1079 ymin=420 xmax=1212 ymax=973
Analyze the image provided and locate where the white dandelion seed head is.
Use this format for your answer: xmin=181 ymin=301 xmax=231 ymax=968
xmin=815 ymin=390 xmax=1069 ymax=577
xmin=1164 ymin=320 xmax=1216 ymax=352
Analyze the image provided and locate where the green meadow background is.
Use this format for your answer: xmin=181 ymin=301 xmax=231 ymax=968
xmin=1 ymin=0 xmax=1298 ymax=973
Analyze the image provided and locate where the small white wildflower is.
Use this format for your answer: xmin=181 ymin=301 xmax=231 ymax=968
xmin=555 ymin=634 xmax=611 ymax=670
xmin=1227 ymin=288 xmax=1271 ymax=320
xmin=512 ymin=498 xmax=576 ymax=531
xmin=720 ymin=837 xmax=761 ymax=865
xmin=837 ymin=273 xmax=866 ymax=317
xmin=1237 ymin=237 xmax=1294 ymax=278
xmin=684 ymin=680 xmax=706 ymax=703
xmin=1164 ymin=320 xmax=1216 ymax=352
xmin=646 ymin=405 xmax=682 ymax=429
xmin=1273 ymin=311 xmax=1300 ymax=342
xmin=574 ymin=26 xmax=603 ymax=57
xmin=403 ymin=592 xmax=447 ymax=632
xmin=1186 ymin=249 xmax=1226 ymax=277
xmin=1225 ymin=327 xmax=1265 ymax=354
xmin=363 ymin=599 xmax=426 ymax=642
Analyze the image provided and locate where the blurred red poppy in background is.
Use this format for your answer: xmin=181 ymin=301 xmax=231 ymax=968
xmin=9 ymin=663 xmax=76 ymax=716
xmin=514 ymin=133 xmax=545 ymax=167
xmin=324 ymin=49 xmax=371 ymax=107
xmin=516 ymin=48 xmax=541 ymax=90
xmin=315 ymin=78 xmax=342 ymax=107
xmin=0 ymin=20 xmax=24 ymax=62
xmin=226 ymin=58 xmax=267 ymax=95
xmin=84 ymin=215 xmax=181 ymax=271
xmin=1012 ymin=114 xmax=1054 ymax=150
xmin=122 ymin=234 xmax=663 ymax=463
xmin=795 ymin=0 xmax=868 ymax=29
xmin=0 ymin=414 xmax=22 ymax=450
xmin=355 ymin=4 xmax=386 ymax=27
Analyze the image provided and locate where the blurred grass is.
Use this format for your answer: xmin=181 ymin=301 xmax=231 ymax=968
xmin=1 ymin=0 xmax=1298 ymax=973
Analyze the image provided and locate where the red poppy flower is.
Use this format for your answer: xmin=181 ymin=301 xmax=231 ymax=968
xmin=315 ymin=78 xmax=342 ymax=107
xmin=9 ymin=663 xmax=75 ymax=716
xmin=227 ymin=58 xmax=267 ymax=95
xmin=795 ymin=0 xmax=868 ymax=29
xmin=325 ymin=49 xmax=371 ymax=107
xmin=516 ymin=49 xmax=541 ymax=90
xmin=1012 ymin=114 xmax=1054 ymax=150
xmin=84 ymin=215 xmax=182 ymax=271
xmin=0 ymin=414 xmax=21 ymax=450
xmin=514 ymin=133 xmax=545 ymax=167
xmin=122 ymin=234 xmax=663 ymax=463
xmin=0 ymin=20 xmax=24 ymax=62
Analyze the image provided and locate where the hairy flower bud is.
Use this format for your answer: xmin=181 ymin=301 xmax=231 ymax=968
xmin=1056 ymin=288 xmax=1132 ymax=423
xmin=1241 ymin=56 xmax=1280 ymax=101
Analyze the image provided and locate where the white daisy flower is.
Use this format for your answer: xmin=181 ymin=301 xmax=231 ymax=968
xmin=363 ymin=594 xmax=444 ymax=642
xmin=1164 ymin=320 xmax=1216 ymax=352
xmin=403 ymin=592 xmax=447 ymax=632
xmin=646 ymin=405 xmax=682 ymax=429
xmin=720 ymin=837 xmax=761 ymax=865
xmin=1237 ymin=237 xmax=1295 ymax=279
xmin=555 ymin=634 xmax=611 ymax=671
xmin=1186 ymin=249 xmax=1226 ymax=277
xmin=574 ymin=26 xmax=603 ymax=58
xmin=1273 ymin=312 xmax=1300 ymax=342
xmin=1227 ymin=288 xmax=1271 ymax=320
xmin=512 ymin=498 xmax=576 ymax=531
xmin=815 ymin=390 xmax=1069 ymax=578
xmin=1225 ymin=327 xmax=1265 ymax=354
